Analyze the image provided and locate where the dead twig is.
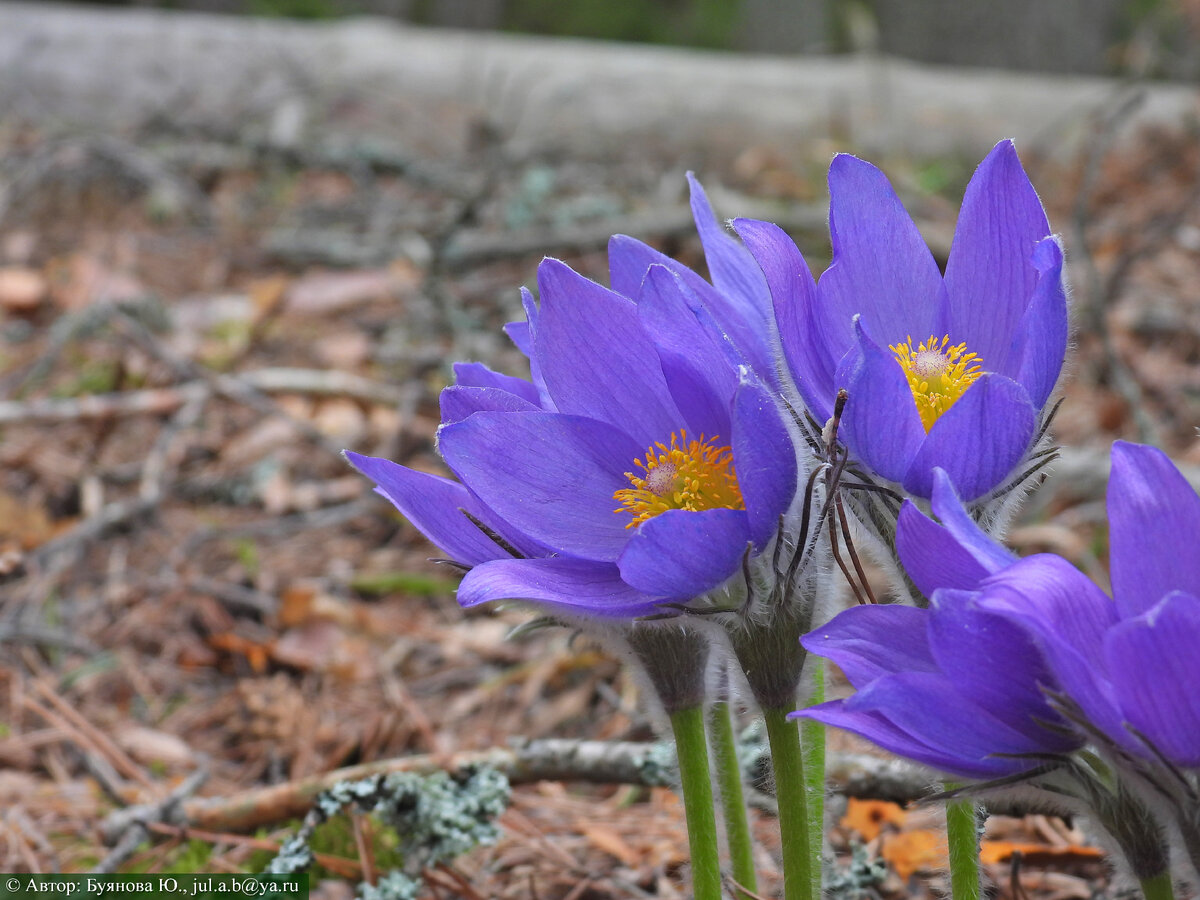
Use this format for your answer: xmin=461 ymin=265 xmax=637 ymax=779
xmin=98 ymin=739 xmax=1042 ymax=837
xmin=25 ymin=680 xmax=155 ymax=791
xmin=109 ymin=309 xmax=349 ymax=459
xmin=0 ymin=368 xmax=406 ymax=425
xmin=93 ymin=763 xmax=210 ymax=873
xmin=0 ymin=624 xmax=98 ymax=655
xmin=165 ymin=740 xmax=675 ymax=835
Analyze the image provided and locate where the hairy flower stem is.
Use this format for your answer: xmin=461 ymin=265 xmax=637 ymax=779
xmin=1140 ymin=872 xmax=1175 ymax=900
xmin=670 ymin=705 xmax=724 ymax=900
xmin=764 ymin=706 xmax=815 ymax=900
xmin=944 ymin=786 xmax=981 ymax=900
xmin=801 ymin=661 xmax=826 ymax=896
xmin=707 ymin=699 xmax=758 ymax=898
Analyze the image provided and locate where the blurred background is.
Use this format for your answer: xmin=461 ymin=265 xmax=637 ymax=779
xmin=1 ymin=1 xmax=1199 ymax=897
xmin=69 ymin=0 xmax=1200 ymax=77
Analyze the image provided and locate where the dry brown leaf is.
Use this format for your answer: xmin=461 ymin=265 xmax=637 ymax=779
xmin=840 ymin=797 xmax=908 ymax=841
xmin=0 ymin=490 xmax=59 ymax=549
xmin=314 ymin=330 xmax=372 ymax=369
xmin=113 ymin=725 xmax=196 ymax=769
xmin=283 ymin=269 xmax=398 ymax=314
xmin=248 ymin=274 xmax=290 ymax=320
xmin=47 ymin=253 xmax=145 ymax=309
xmin=578 ymin=822 xmax=640 ymax=868
xmin=272 ymin=621 xmax=376 ymax=681
xmin=881 ymin=828 xmax=948 ymax=881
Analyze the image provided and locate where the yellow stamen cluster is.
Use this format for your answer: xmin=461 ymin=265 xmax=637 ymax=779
xmin=613 ymin=431 xmax=744 ymax=529
xmin=890 ymin=334 xmax=984 ymax=432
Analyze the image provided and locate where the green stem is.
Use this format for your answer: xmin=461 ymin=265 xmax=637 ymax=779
xmin=763 ymin=706 xmax=814 ymax=900
xmin=1139 ymin=871 xmax=1175 ymax=900
xmin=800 ymin=660 xmax=826 ymax=899
xmin=669 ymin=705 xmax=723 ymax=900
xmin=944 ymin=786 xmax=981 ymax=900
xmin=707 ymin=700 xmax=757 ymax=898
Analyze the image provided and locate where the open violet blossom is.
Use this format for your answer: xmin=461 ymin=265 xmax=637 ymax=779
xmin=733 ymin=139 xmax=1068 ymax=502
xmin=346 ymin=177 xmax=797 ymax=619
xmin=797 ymin=440 xmax=1200 ymax=782
xmin=792 ymin=469 xmax=1084 ymax=778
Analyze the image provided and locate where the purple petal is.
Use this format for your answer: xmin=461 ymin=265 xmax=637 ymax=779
xmin=977 ymin=554 xmax=1134 ymax=755
xmin=517 ymin=286 xmax=554 ymax=407
xmin=503 ymin=320 xmax=532 ymax=357
xmin=1012 ymin=236 xmax=1068 ymax=407
xmin=926 ymin=468 xmax=1019 ymax=571
xmin=979 ymin=554 xmax=1118 ymax=664
xmin=852 ymin=671 xmax=1059 ymax=762
xmin=897 ymin=468 xmax=1017 ymax=595
xmin=800 ymin=604 xmax=937 ymax=687
xmin=903 ymin=374 xmax=1035 ymax=501
xmin=535 ymin=259 xmax=682 ymax=446
xmin=836 ymin=318 xmax=925 ymax=485
xmin=608 ymin=234 xmax=716 ymax=304
xmin=458 ymin=556 xmax=664 ymax=617
xmin=1105 ymin=592 xmax=1200 ymax=766
xmin=686 ymin=174 xmax=772 ymax=321
xmin=617 ymin=507 xmax=750 ymax=598
xmin=731 ymin=374 xmax=797 ymax=547
xmin=896 ymin=500 xmax=995 ymax=598
xmin=439 ymin=385 xmax=539 ymax=425
xmin=437 ymin=412 xmax=643 ymax=562
xmin=637 ymin=264 xmax=736 ymax=438
xmin=805 ymin=673 xmax=1045 ymax=779
xmin=733 ymin=217 xmax=836 ymax=422
xmin=928 ymin=589 xmax=1077 ymax=749
xmin=794 ymin=700 xmax=1017 ymax=780
xmin=895 ymin=469 xmax=1019 ymax=597
xmin=452 ymin=361 xmax=541 ymax=405
xmin=944 ymin=140 xmax=1052 ymax=373
xmin=685 ymin=175 xmax=776 ymax=381
xmin=344 ymin=451 xmax=544 ymax=564
xmin=1108 ymin=441 xmax=1200 ymax=618
xmin=818 ymin=154 xmax=944 ymax=349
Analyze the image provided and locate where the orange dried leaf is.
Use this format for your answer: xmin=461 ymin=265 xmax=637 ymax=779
xmin=207 ymin=632 xmax=272 ymax=674
xmin=980 ymin=840 xmax=1105 ymax=865
xmin=841 ymin=797 xmax=908 ymax=841
xmin=882 ymin=829 xmax=949 ymax=881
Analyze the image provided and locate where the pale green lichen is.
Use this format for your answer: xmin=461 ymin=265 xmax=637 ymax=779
xmin=825 ymin=843 xmax=888 ymax=898
xmin=262 ymin=765 xmax=511 ymax=892
xmin=356 ymin=871 xmax=420 ymax=900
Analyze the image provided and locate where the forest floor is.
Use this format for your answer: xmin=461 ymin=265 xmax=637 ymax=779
xmin=1 ymin=83 xmax=1199 ymax=899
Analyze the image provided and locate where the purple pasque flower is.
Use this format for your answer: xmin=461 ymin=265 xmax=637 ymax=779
xmin=898 ymin=442 xmax=1200 ymax=773
xmin=792 ymin=473 xmax=1083 ymax=779
xmin=347 ymin=177 xmax=797 ymax=619
xmin=801 ymin=440 xmax=1200 ymax=784
xmin=733 ymin=140 xmax=1067 ymax=502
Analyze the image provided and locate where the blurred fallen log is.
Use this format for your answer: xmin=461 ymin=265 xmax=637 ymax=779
xmin=4 ymin=3 xmax=1197 ymax=164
